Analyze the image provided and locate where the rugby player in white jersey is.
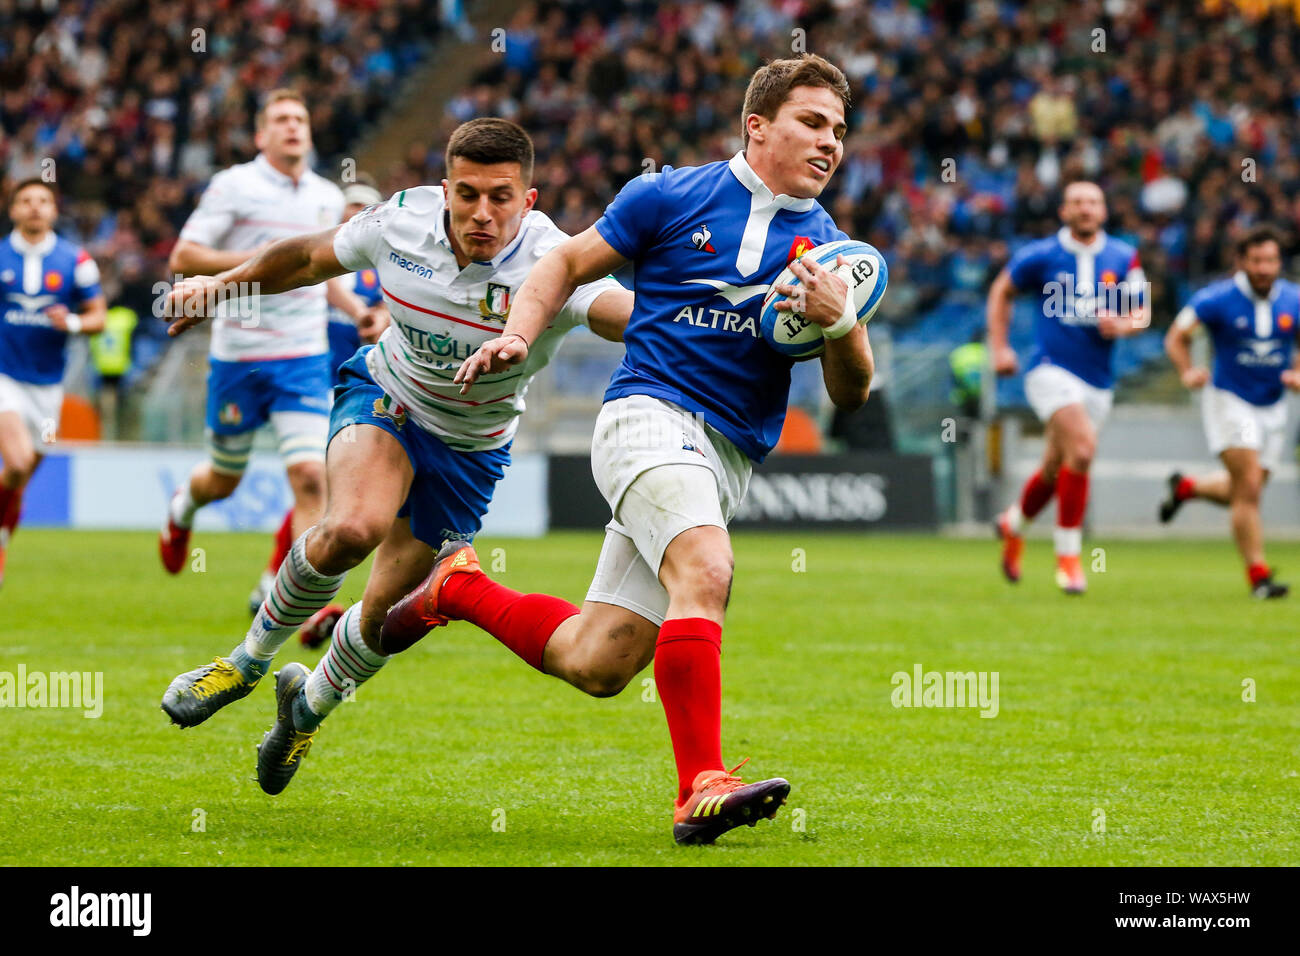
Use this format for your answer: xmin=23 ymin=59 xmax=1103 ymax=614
xmin=159 ymin=89 xmax=381 ymax=611
xmin=157 ymin=119 xmax=633 ymax=797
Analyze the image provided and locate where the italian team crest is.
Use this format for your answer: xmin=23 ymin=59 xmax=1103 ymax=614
xmin=478 ymin=282 xmax=512 ymax=323
xmin=44 ymin=271 xmax=63 ymax=291
xmin=1279 ymin=313 xmax=1294 ymax=332
xmin=372 ymin=395 xmax=407 ymax=428
xmin=218 ymin=402 xmax=242 ymax=426
xmin=788 ymin=236 xmax=814 ymax=262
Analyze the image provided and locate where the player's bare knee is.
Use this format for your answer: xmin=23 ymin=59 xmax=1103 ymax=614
xmin=315 ymin=515 xmax=384 ymax=569
xmin=574 ymin=664 xmax=634 ymax=698
xmin=1233 ymin=472 xmax=1264 ymax=504
xmin=687 ymin=555 xmax=734 ymax=612
xmin=2 ymin=454 xmax=35 ymax=486
xmin=1065 ymin=440 xmax=1094 ymax=472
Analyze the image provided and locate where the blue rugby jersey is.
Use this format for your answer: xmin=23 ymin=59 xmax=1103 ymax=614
xmin=1006 ymin=227 xmax=1144 ymax=389
xmin=0 ymin=230 xmax=102 ymax=385
xmin=1183 ymin=272 xmax=1299 ymax=406
xmin=594 ymin=152 xmax=849 ymax=462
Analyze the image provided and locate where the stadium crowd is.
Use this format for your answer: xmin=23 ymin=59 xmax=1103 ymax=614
xmin=0 ymin=0 xmax=446 ymax=377
xmin=383 ymin=0 xmax=1300 ymax=332
xmin=5 ymin=0 xmax=1300 ymax=397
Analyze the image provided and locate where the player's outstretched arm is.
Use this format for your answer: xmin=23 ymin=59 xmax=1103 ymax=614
xmin=1166 ymin=307 xmax=1208 ymax=389
xmin=455 ymin=226 xmax=628 ymax=392
xmin=165 ymin=226 xmax=348 ymax=337
xmin=986 ymin=268 xmax=1019 ymax=375
xmin=168 ymin=239 xmax=260 ymax=279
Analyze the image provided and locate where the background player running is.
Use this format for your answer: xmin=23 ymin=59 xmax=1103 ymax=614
xmin=990 ymin=181 xmax=1147 ymax=594
xmin=159 ymin=90 xmax=380 ymax=609
xmin=389 ymin=55 xmax=875 ymax=845
xmin=0 ymin=178 xmax=106 ymax=589
xmin=1159 ymin=224 xmax=1298 ymax=599
xmin=157 ymin=119 xmax=631 ymax=797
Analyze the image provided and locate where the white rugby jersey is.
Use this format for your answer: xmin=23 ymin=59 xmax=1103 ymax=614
xmin=179 ymin=153 xmax=344 ymax=361
xmin=332 ymin=186 xmax=619 ymax=452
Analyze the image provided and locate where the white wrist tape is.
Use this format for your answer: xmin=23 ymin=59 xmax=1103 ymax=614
xmin=821 ymin=289 xmax=858 ymax=340
xmin=64 ymin=314 xmax=82 ymax=334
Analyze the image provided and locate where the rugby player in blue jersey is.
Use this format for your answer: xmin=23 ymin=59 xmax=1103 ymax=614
xmin=1160 ymin=224 xmax=1298 ymax=598
xmin=989 ymin=182 xmax=1148 ymax=594
xmin=0 ymin=178 xmax=106 ymax=588
xmin=384 ymin=55 xmax=875 ymax=844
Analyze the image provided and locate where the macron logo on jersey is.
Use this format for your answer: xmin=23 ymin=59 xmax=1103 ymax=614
xmin=388 ymin=251 xmax=435 ymax=280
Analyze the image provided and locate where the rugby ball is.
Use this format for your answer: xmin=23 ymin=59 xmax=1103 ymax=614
xmin=759 ymin=239 xmax=888 ymax=360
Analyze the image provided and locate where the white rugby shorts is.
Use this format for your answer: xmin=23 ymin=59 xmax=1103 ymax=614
xmin=1024 ymin=363 xmax=1113 ymax=427
xmin=584 ymin=395 xmax=751 ymax=626
xmin=1201 ymin=384 xmax=1289 ymax=470
xmin=0 ymin=372 xmax=62 ymax=451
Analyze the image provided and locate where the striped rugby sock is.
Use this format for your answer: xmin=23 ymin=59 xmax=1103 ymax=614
xmin=297 ymin=603 xmax=387 ymax=729
xmin=241 ymin=529 xmax=345 ymax=662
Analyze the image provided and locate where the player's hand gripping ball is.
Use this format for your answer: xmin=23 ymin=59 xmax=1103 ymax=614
xmin=760 ymin=239 xmax=888 ymax=360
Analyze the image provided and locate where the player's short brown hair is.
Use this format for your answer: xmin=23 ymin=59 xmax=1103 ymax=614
xmin=256 ymin=89 xmax=308 ymax=130
xmin=1237 ymin=223 xmax=1284 ymax=257
xmin=444 ymin=118 xmax=535 ymax=184
xmin=8 ymin=177 xmax=57 ymax=206
xmin=741 ymin=54 xmax=851 ymax=148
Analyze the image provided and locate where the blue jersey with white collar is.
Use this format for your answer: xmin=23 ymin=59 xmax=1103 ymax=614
xmin=595 ymin=153 xmax=848 ymax=461
xmin=1007 ymin=227 xmax=1144 ymax=389
xmin=1185 ymin=273 xmax=1299 ymax=407
xmin=0 ymin=230 xmax=102 ymax=385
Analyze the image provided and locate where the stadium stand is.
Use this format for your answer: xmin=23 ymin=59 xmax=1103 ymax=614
xmin=5 ymin=0 xmax=1300 ymax=433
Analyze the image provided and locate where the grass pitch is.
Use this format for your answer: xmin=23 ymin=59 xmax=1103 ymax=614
xmin=1 ymin=528 xmax=1296 ymax=866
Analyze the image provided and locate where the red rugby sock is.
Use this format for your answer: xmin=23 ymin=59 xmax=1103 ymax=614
xmin=1 ymin=486 xmax=23 ymax=536
xmin=439 ymin=572 xmax=578 ymax=671
xmin=1056 ymin=465 xmax=1088 ymax=529
xmin=266 ymin=508 xmax=295 ymax=573
xmin=1019 ymin=469 xmax=1055 ymax=521
xmin=655 ymin=618 xmax=725 ymax=806
xmin=1176 ymin=477 xmax=1196 ymax=502
xmin=1248 ymin=562 xmax=1271 ymax=587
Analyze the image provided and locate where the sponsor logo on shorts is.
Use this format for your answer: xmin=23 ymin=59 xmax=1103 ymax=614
xmin=218 ymin=402 xmax=242 ymax=426
xmin=372 ymin=395 xmax=407 ymax=427
xmin=440 ymin=529 xmax=473 ymax=543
